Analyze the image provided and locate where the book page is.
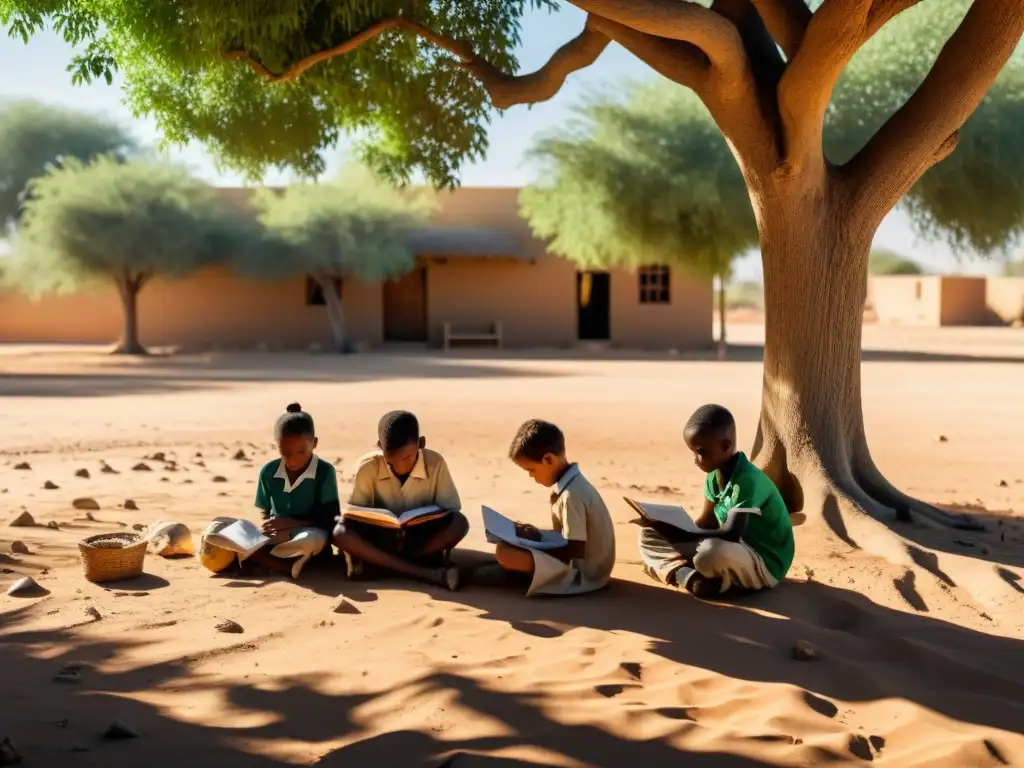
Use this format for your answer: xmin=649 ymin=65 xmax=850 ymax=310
xmin=481 ymin=505 xmax=568 ymax=551
xmin=623 ymin=497 xmax=761 ymax=535
xmin=205 ymin=519 xmax=270 ymax=558
xmin=342 ymin=505 xmax=401 ymax=528
xmin=397 ymin=505 xmax=445 ymax=526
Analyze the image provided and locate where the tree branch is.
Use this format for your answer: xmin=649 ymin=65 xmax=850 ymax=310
xmin=222 ymin=17 xmax=609 ymax=110
xmin=751 ymin=0 xmax=812 ymax=58
xmin=847 ymin=0 xmax=1024 ymax=216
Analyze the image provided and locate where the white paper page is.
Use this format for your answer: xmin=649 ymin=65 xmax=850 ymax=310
xmin=344 ymin=505 xmax=399 ymax=521
xmin=482 ymin=505 xmax=568 ymax=551
xmin=207 ymin=519 xmax=270 ymax=557
xmin=397 ymin=505 xmax=444 ymax=525
xmin=625 ymin=498 xmax=761 ymax=535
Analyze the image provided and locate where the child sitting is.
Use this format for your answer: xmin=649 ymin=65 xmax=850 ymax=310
xmin=489 ymin=419 xmax=616 ymax=596
xmin=638 ymin=404 xmax=794 ymax=598
xmin=333 ymin=410 xmax=467 ymax=591
xmin=200 ymin=402 xmax=339 ymax=579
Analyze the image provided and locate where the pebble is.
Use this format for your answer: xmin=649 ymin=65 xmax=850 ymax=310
xmin=936 ymin=435 xmax=948 ymax=443
xmin=132 ymin=524 xmax=146 ymax=532
xmin=215 ymin=619 xmax=244 ymax=634
xmin=233 ymin=449 xmax=248 ymax=461
xmin=73 ymin=497 xmax=101 ymax=511
xmin=43 ymin=480 xmax=59 ymax=490
xmin=100 ymin=462 xmax=118 ymax=474
xmin=212 ymin=476 xmax=228 ymax=483
xmin=124 ymin=499 xmax=139 ymax=510
xmin=102 ymin=720 xmax=139 ymax=740
xmin=10 ymin=541 xmax=29 ymax=555
xmin=147 ymin=452 xmax=167 ymax=463
xmin=0 ymin=736 xmax=22 ymax=766
xmin=7 ymin=577 xmax=41 ymax=597
xmin=999 ymin=480 xmax=1009 ymax=487
xmin=13 ymin=462 xmax=31 ymax=471
xmin=85 ymin=606 xmax=102 ymax=621
xmin=9 ymin=511 xmax=35 ymax=527
xmin=75 ymin=468 xmax=91 ymax=479
xmin=46 ymin=521 xmax=60 ymax=530
xmin=132 ymin=462 xmax=152 ymax=472
xmin=791 ymin=640 xmax=819 ymax=661
xmin=332 ymin=596 xmax=360 ymax=614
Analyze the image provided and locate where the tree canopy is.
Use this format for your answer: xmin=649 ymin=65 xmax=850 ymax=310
xmin=0 ymin=100 xmax=137 ymax=229
xmin=867 ymin=248 xmax=924 ymax=275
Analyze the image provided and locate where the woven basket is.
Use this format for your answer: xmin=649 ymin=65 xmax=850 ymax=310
xmin=78 ymin=532 xmax=147 ymax=583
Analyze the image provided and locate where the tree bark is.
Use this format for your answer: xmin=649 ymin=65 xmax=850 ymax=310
xmin=751 ymin=191 xmax=981 ymax=531
xmin=112 ymin=274 xmax=146 ymax=355
xmin=313 ymin=272 xmax=351 ymax=354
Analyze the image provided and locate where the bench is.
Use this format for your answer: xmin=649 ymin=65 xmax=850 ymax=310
xmin=442 ymin=321 xmax=503 ymax=351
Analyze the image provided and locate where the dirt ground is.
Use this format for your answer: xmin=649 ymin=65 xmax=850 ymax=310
xmin=2 ymin=326 xmax=1023 ymax=767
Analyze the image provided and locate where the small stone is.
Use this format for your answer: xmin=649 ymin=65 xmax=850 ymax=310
xmin=183 ymin=479 xmax=194 ymax=485
xmin=123 ymin=499 xmax=139 ymax=510
xmin=160 ymin=477 xmax=170 ymax=483
xmin=132 ymin=523 xmax=146 ymax=532
xmin=43 ymin=480 xmax=59 ymax=490
xmin=102 ymin=720 xmax=139 ymax=740
xmin=212 ymin=476 xmax=228 ymax=483
xmin=85 ymin=606 xmax=102 ymax=621
xmin=9 ymin=511 xmax=35 ymax=527
xmin=0 ymin=736 xmax=22 ymax=766
xmin=10 ymin=541 xmax=29 ymax=555
xmin=132 ymin=462 xmax=152 ymax=472
xmin=194 ymin=452 xmax=203 ymax=459
xmin=13 ymin=462 xmax=31 ymax=471
xmin=75 ymin=468 xmax=91 ymax=479
xmin=100 ymin=462 xmax=118 ymax=474
xmin=46 ymin=521 xmax=60 ymax=530
xmin=232 ymin=449 xmax=247 ymax=461
xmin=7 ymin=577 xmax=42 ymax=596
xmin=999 ymin=480 xmax=1009 ymax=488
xmin=73 ymin=497 xmax=100 ymax=511
xmin=332 ymin=596 xmax=360 ymax=614
xmin=215 ymin=619 xmax=244 ymax=634
xmin=147 ymin=452 xmax=166 ymax=462
xmin=936 ymin=435 xmax=948 ymax=443
xmin=195 ymin=460 xmax=207 ymax=468
xmin=791 ymin=640 xmax=819 ymax=661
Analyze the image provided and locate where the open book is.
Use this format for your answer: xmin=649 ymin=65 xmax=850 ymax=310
xmin=203 ymin=519 xmax=270 ymax=560
xmin=341 ymin=504 xmax=451 ymax=529
xmin=482 ymin=505 xmax=568 ymax=551
xmin=623 ymin=497 xmax=760 ymax=537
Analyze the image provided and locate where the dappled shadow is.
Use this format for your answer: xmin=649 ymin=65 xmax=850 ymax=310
xmin=721 ymin=343 xmax=1024 ymax=365
xmin=895 ymin=506 xmax=1024 ymax=569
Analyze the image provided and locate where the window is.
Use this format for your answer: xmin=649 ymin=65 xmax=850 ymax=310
xmin=638 ymin=266 xmax=671 ymax=304
xmin=305 ymin=276 xmax=343 ymax=306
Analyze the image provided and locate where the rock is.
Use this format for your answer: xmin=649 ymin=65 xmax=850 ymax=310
xmin=100 ymin=462 xmax=118 ymax=474
xmin=212 ymin=476 xmax=228 ymax=483
xmin=0 ymin=736 xmax=22 ymax=766
xmin=43 ymin=480 xmax=59 ymax=490
xmin=13 ymin=462 xmax=31 ymax=471
xmin=232 ymin=449 xmax=247 ymax=461
xmin=215 ymin=619 xmax=244 ymax=634
xmin=7 ymin=577 xmax=42 ymax=596
xmin=75 ymin=468 xmax=91 ymax=479
xmin=332 ymin=596 xmax=360 ymax=615
xmin=147 ymin=452 xmax=167 ymax=462
xmin=132 ymin=462 xmax=152 ymax=472
xmin=9 ymin=511 xmax=35 ymax=527
xmin=73 ymin=497 xmax=101 ymax=511
xmin=132 ymin=523 xmax=146 ymax=532
xmin=145 ymin=521 xmax=194 ymax=557
xmin=123 ymin=499 xmax=139 ymax=510
xmin=85 ymin=606 xmax=102 ymax=621
xmin=46 ymin=521 xmax=60 ymax=530
xmin=791 ymin=640 xmax=819 ymax=661
xmin=194 ymin=452 xmax=203 ymax=459
xmin=183 ymin=479 xmax=194 ymax=485
xmin=160 ymin=477 xmax=170 ymax=483
xmin=10 ymin=541 xmax=29 ymax=555
xmin=999 ymin=480 xmax=1009 ymax=488
xmin=936 ymin=435 xmax=948 ymax=443
xmin=195 ymin=460 xmax=207 ymax=468
xmin=102 ymin=720 xmax=139 ymax=740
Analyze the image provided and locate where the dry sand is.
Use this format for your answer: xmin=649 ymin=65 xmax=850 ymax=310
xmin=2 ymin=327 xmax=1023 ymax=767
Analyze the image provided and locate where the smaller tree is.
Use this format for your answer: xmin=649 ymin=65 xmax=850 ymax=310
xmin=0 ymin=101 xmax=137 ymax=230
xmin=520 ymin=81 xmax=757 ymax=356
xmin=243 ymin=164 xmax=433 ymax=353
xmin=6 ymin=156 xmax=231 ymax=354
xmin=868 ymin=249 xmax=926 ymax=276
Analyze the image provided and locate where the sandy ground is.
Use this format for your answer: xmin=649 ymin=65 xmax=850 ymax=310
xmin=2 ymin=326 xmax=1023 ymax=767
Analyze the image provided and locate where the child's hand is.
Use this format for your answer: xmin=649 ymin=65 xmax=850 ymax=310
xmin=514 ymin=522 xmax=543 ymax=542
xmin=262 ymin=517 xmax=301 ymax=536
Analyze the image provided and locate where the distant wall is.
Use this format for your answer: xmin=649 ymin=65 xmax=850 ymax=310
xmin=870 ymin=276 xmax=942 ymax=326
xmin=986 ymin=277 xmax=1024 ymax=324
xmin=938 ymin=277 xmax=989 ymax=326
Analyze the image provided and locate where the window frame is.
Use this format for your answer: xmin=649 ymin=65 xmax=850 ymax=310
xmin=638 ymin=266 xmax=671 ymax=305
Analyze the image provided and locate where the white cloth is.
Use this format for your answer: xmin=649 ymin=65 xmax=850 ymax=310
xmin=638 ymin=528 xmax=776 ymax=593
xmin=270 ymin=527 xmax=328 ymax=579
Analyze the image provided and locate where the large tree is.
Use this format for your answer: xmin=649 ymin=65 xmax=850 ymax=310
xmin=5 ymin=1 xmax=1022 ymax=534
xmin=5 ymin=156 xmax=233 ymax=354
xmin=241 ymin=164 xmax=432 ymax=353
xmin=521 ymin=80 xmax=757 ymax=357
xmin=0 ymin=100 xmax=137 ymax=230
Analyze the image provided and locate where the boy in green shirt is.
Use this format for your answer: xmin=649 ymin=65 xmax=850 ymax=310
xmin=637 ymin=404 xmax=794 ymax=598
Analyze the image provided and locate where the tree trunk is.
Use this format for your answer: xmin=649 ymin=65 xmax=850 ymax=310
xmin=314 ymin=273 xmax=351 ymax=354
xmin=716 ymin=273 xmax=727 ymax=361
xmin=112 ymin=276 xmax=146 ymax=355
xmin=751 ymin=195 xmax=980 ymax=531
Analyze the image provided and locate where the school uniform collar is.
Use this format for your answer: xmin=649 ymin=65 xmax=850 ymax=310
xmin=552 ymin=463 xmax=581 ymax=496
xmin=715 ymin=452 xmax=749 ymax=497
xmin=376 ymin=450 xmax=429 ymax=482
xmin=274 ymin=454 xmax=319 ymax=493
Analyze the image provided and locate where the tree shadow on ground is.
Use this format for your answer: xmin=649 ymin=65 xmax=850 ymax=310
xmin=721 ymin=342 xmax=1024 ymax=364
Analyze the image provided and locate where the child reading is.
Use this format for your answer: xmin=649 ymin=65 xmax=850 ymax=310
xmin=333 ymin=410 xmax=467 ymax=591
xmin=637 ymin=404 xmax=794 ymax=598
xmin=488 ymin=419 xmax=615 ymax=596
xmin=200 ymin=402 xmax=340 ymax=579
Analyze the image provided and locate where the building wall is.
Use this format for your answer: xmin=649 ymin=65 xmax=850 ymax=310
xmin=986 ymin=277 xmax=1024 ymax=324
xmin=610 ymin=267 xmax=713 ymax=350
xmin=870 ymin=276 xmax=942 ymax=326
xmin=938 ymin=276 xmax=989 ymax=326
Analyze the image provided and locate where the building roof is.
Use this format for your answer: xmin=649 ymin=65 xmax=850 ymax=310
xmin=408 ymin=226 xmax=531 ymax=259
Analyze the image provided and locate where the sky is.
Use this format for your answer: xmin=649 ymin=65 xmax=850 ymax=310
xmin=0 ymin=3 xmax=1007 ymax=281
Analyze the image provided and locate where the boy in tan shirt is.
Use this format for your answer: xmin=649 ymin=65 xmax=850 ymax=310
xmin=485 ymin=419 xmax=616 ymax=596
xmin=333 ymin=411 xmax=467 ymax=590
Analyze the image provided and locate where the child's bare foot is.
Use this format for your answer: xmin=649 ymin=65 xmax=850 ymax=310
xmin=685 ymin=573 xmax=724 ymax=599
xmin=432 ymin=565 xmax=460 ymax=591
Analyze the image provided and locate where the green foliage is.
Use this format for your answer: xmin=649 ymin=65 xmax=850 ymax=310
xmin=520 ymin=81 xmax=757 ymax=277
xmin=1 ymin=0 xmax=557 ymax=186
xmin=1002 ymin=260 xmax=1024 ymax=276
xmin=0 ymin=100 xmax=137 ymax=228
xmin=726 ymin=280 xmax=764 ymax=312
xmin=240 ymin=163 xmax=433 ymax=282
xmin=828 ymin=0 xmax=1024 ymax=255
xmin=6 ymin=156 xmax=230 ymax=296
xmin=868 ymin=248 xmax=925 ymax=276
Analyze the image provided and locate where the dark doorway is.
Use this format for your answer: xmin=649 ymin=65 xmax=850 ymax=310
xmin=383 ymin=266 xmax=428 ymax=342
xmin=577 ymin=271 xmax=611 ymax=341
